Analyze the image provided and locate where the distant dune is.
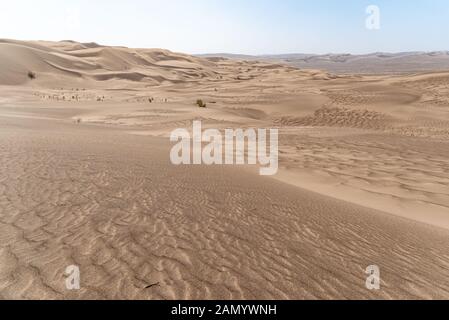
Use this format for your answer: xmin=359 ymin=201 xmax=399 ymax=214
xmin=198 ymin=51 xmax=449 ymax=74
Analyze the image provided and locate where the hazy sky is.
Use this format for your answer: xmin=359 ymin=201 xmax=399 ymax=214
xmin=1 ymin=0 xmax=448 ymax=54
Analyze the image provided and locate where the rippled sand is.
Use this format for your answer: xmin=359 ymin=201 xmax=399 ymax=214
xmin=1 ymin=40 xmax=449 ymax=299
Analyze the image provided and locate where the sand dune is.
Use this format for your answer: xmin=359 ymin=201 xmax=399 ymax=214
xmin=0 ymin=39 xmax=217 ymax=87
xmin=1 ymin=116 xmax=448 ymax=300
xmin=1 ymin=40 xmax=449 ymax=300
xmin=200 ymin=51 xmax=449 ymax=74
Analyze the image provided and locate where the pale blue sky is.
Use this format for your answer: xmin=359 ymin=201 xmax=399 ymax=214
xmin=1 ymin=0 xmax=448 ymax=54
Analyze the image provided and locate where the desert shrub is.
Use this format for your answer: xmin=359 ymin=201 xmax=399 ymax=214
xmin=196 ymin=99 xmax=207 ymax=108
xmin=27 ymin=71 xmax=36 ymax=80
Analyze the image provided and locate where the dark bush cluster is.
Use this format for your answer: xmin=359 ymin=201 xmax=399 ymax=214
xmin=196 ymin=99 xmax=207 ymax=108
xmin=27 ymin=71 xmax=36 ymax=80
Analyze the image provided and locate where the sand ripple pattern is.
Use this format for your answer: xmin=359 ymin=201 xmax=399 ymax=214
xmin=1 ymin=118 xmax=449 ymax=300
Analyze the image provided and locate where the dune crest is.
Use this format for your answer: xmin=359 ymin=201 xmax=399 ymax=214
xmin=1 ymin=39 xmax=449 ymax=300
xmin=0 ymin=39 xmax=217 ymax=86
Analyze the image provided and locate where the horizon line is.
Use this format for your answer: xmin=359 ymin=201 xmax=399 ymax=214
xmin=2 ymin=37 xmax=449 ymax=57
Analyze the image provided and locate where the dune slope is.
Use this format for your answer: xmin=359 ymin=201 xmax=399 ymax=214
xmin=0 ymin=116 xmax=448 ymax=299
xmin=1 ymin=40 xmax=449 ymax=300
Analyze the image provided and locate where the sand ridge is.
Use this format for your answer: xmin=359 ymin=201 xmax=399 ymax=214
xmin=1 ymin=40 xmax=449 ymax=299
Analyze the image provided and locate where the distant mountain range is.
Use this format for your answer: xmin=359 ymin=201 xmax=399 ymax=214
xmin=197 ymin=52 xmax=449 ymax=74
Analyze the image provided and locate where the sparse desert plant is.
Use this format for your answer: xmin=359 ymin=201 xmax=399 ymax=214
xmin=196 ymin=99 xmax=207 ymax=108
xmin=27 ymin=71 xmax=36 ymax=80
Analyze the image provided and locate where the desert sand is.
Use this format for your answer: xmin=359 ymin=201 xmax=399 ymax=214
xmin=200 ymin=51 xmax=449 ymax=74
xmin=0 ymin=39 xmax=449 ymax=299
